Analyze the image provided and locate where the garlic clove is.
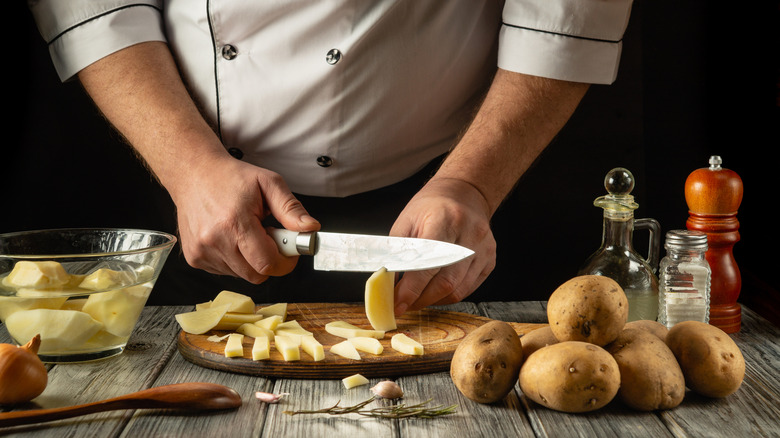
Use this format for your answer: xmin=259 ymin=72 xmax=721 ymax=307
xmin=370 ymin=381 xmax=404 ymax=399
xmin=255 ymin=391 xmax=288 ymax=403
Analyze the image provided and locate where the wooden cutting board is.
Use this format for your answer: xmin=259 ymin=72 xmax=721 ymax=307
xmin=177 ymin=302 xmax=545 ymax=379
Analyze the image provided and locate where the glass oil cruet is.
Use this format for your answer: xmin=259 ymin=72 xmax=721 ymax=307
xmin=578 ymin=167 xmax=661 ymax=322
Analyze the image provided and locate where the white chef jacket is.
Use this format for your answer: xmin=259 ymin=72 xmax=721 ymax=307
xmin=30 ymin=0 xmax=633 ymax=198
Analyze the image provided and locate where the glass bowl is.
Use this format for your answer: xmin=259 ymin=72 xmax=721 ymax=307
xmin=0 ymin=228 xmax=176 ymax=363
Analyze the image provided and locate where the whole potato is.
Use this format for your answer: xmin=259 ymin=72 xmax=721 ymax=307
xmin=666 ymin=321 xmax=745 ymax=398
xmin=521 ymin=325 xmax=558 ymax=358
xmin=519 ymin=341 xmax=620 ymax=413
xmin=624 ymin=319 xmax=668 ymax=342
xmin=547 ymin=275 xmax=628 ymax=346
xmin=450 ymin=320 xmax=524 ymax=403
xmin=606 ymin=328 xmax=685 ymax=411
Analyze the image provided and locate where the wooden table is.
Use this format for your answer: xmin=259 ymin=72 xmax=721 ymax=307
xmin=1 ymin=302 xmax=778 ymax=437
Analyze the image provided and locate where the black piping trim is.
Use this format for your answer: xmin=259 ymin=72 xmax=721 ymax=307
xmin=205 ymin=0 xmax=222 ymax=140
xmin=502 ymin=22 xmax=622 ymax=44
xmin=46 ymin=4 xmax=162 ymax=45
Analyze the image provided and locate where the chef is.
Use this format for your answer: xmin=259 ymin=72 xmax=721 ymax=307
xmin=28 ymin=0 xmax=634 ymax=312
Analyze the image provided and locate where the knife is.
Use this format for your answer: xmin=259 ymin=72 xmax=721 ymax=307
xmin=268 ymin=229 xmax=474 ymax=272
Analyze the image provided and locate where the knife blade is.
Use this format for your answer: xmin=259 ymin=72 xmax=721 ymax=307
xmin=268 ymin=229 xmax=474 ymax=272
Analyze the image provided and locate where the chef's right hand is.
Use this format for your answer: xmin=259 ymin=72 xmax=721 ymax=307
xmin=170 ymin=154 xmax=321 ymax=283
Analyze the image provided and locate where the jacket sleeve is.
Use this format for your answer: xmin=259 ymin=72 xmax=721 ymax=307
xmin=498 ymin=0 xmax=634 ymax=84
xmin=29 ymin=0 xmax=166 ymax=82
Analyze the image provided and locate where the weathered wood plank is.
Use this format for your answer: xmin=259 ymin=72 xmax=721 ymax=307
xmin=731 ymin=307 xmax=780 ymax=400
xmin=0 ymin=306 xmax=188 ymax=437
xmin=658 ymin=385 xmax=780 ymax=438
xmin=119 ymin=352 xmax=272 ymax=438
xmin=396 ymin=371 xmax=535 ymax=438
xmin=477 ymin=301 xmax=549 ymax=324
xmin=261 ymin=377 xmax=399 ymax=437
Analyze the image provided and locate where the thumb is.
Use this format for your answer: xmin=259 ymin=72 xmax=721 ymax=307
xmin=263 ymin=183 xmax=320 ymax=232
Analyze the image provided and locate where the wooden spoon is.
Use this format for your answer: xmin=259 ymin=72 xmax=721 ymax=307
xmin=0 ymin=382 xmax=242 ymax=427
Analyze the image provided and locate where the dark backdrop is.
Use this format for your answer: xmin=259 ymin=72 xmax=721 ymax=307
xmin=9 ymin=2 xmax=778 ymax=322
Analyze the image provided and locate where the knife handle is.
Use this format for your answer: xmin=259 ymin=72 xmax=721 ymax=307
xmin=268 ymin=229 xmax=317 ymax=256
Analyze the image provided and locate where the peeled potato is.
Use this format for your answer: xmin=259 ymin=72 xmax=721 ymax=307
xmin=81 ymin=286 xmax=150 ymax=337
xmin=6 ymin=309 xmax=103 ymax=352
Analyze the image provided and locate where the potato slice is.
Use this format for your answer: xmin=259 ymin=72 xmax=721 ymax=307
xmin=275 ymin=320 xmax=307 ymax=330
xmin=195 ymin=301 xmax=213 ymax=311
xmin=252 ymin=336 xmax=271 ymax=361
xmin=175 ymin=304 xmax=230 ymax=335
xmin=330 ymin=340 xmax=362 ymax=360
xmin=212 ymin=312 xmax=265 ymax=330
xmin=236 ymin=323 xmax=275 ymax=340
xmin=254 ymin=315 xmax=284 ymax=330
xmin=325 ymin=321 xmax=384 ymax=339
xmin=342 ymin=373 xmax=369 ymax=389
xmin=224 ymin=333 xmax=245 ymax=358
xmin=257 ymin=302 xmax=287 ymax=319
xmin=212 ymin=290 xmax=255 ymax=313
xmin=301 ymin=335 xmax=325 ymax=361
xmin=274 ymin=328 xmax=313 ymax=343
xmin=391 ymin=333 xmax=424 ymax=355
xmin=349 ymin=337 xmax=384 ymax=355
xmin=365 ymin=267 xmax=397 ymax=331
xmin=5 ymin=309 xmax=103 ymax=352
xmin=4 ymin=261 xmax=70 ymax=289
xmin=274 ymin=334 xmax=301 ymax=361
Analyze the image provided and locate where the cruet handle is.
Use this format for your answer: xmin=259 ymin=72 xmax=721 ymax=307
xmin=635 ymin=218 xmax=661 ymax=273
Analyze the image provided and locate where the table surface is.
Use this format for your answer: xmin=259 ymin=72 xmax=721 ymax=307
xmin=1 ymin=301 xmax=778 ymax=437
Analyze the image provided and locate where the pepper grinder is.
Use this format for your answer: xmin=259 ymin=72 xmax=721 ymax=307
xmin=685 ymin=156 xmax=744 ymax=333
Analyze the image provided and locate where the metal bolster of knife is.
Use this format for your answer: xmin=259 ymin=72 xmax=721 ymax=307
xmin=269 ymin=229 xmax=317 ymax=256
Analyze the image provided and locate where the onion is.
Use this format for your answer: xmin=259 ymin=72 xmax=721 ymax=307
xmin=0 ymin=334 xmax=48 ymax=405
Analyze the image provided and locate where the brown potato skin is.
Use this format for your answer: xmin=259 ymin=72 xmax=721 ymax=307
xmin=665 ymin=321 xmax=745 ymax=398
xmin=547 ymin=275 xmax=628 ymax=346
xmin=624 ymin=320 xmax=668 ymax=342
xmin=450 ymin=320 xmax=524 ymax=403
xmin=519 ymin=341 xmax=620 ymax=413
xmin=606 ymin=328 xmax=685 ymax=411
xmin=520 ymin=325 xmax=558 ymax=358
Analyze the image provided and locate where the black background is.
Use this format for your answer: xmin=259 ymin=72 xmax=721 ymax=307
xmin=8 ymin=2 xmax=779 ymax=322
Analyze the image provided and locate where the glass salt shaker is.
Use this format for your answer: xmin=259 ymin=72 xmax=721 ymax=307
xmin=658 ymin=229 xmax=712 ymax=328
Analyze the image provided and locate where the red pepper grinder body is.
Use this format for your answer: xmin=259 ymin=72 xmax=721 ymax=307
xmin=685 ymin=156 xmax=744 ymax=333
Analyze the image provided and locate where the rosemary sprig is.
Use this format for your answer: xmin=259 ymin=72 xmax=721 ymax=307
xmin=283 ymin=395 xmax=457 ymax=419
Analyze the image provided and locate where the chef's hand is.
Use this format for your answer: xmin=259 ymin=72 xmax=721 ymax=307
xmin=172 ymin=154 xmax=321 ymax=283
xmin=390 ymin=177 xmax=496 ymax=316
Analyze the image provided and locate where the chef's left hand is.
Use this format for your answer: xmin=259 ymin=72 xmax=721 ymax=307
xmin=390 ymin=177 xmax=496 ymax=316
